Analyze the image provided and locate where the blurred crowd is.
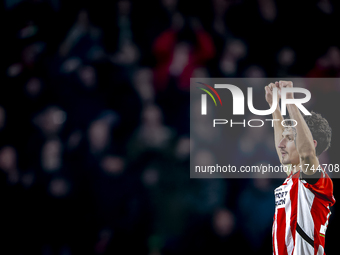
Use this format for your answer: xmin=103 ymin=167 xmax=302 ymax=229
xmin=2 ymin=0 xmax=340 ymax=254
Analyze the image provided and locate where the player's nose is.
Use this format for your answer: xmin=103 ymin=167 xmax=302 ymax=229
xmin=278 ymin=139 xmax=285 ymax=148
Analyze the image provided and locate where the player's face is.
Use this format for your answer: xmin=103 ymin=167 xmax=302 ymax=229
xmin=278 ymin=127 xmax=300 ymax=166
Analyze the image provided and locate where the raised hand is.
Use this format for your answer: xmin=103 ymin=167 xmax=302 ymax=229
xmin=279 ymin=80 xmax=294 ymax=99
xmin=265 ymin=83 xmax=279 ymax=106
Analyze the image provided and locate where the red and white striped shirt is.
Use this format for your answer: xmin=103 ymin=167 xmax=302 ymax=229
xmin=272 ymin=169 xmax=335 ymax=255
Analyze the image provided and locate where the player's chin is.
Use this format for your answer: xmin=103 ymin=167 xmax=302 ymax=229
xmin=282 ymin=159 xmax=290 ymax=165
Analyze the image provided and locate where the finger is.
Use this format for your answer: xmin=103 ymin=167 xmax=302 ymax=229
xmin=268 ymin=83 xmax=275 ymax=90
xmin=275 ymin=81 xmax=280 ymax=88
xmin=279 ymin=80 xmax=285 ymax=88
xmin=279 ymin=80 xmax=290 ymax=88
xmin=265 ymin=86 xmax=272 ymax=94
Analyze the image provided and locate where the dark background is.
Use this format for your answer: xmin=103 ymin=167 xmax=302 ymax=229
xmin=2 ymin=0 xmax=340 ymax=254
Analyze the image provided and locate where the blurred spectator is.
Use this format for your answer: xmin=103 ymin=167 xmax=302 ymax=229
xmin=0 ymin=146 xmax=19 ymax=185
xmin=317 ymin=0 xmax=333 ymax=15
xmin=237 ymin=178 xmax=274 ymax=254
xmin=91 ymin=153 xmax=152 ymax=255
xmin=88 ymin=119 xmax=111 ymax=156
xmin=41 ymin=138 xmax=63 ymax=173
xmin=59 ymin=9 xmax=103 ymax=61
xmin=127 ymin=104 xmax=175 ymax=160
xmin=243 ymin=64 xmax=266 ymax=79
xmin=42 ymin=175 xmax=75 ymax=254
xmin=133 ymin=67 xmax=156 ymax=104
xmin=308 ymin=46 xmax=340 ymax=78
xmin=218 ymin=38 xmax=247 ymax=77
xmin=33 ymin=105 xmax=66 ymax=137
xmin=276 ymin=46 xmax=296 ymax=77
xmin=211 ymin=0 xmax=234 ymax=37
xmin=109 ymin=0 xmax=140 ymax=66
xmin=181 ymin=208 xmax=244 ymax=255
xmin=153 ymin=15 xmax=215 ymax=92
xmin=25 ymin=77 xmax=43 ymax=98
xmin=235 ymin=115 xmax=277 ymax=167
xmin=7 ymin=41 xmax=46 ymax=78
xmin=258 ymin=0 xmax=277 ymax=22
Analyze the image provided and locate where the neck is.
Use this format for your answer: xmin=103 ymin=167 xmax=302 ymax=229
xmin=292 ymin=163 xmax=300 ymax=174
xmin=285 ymin=164 xmax=300 ymax=176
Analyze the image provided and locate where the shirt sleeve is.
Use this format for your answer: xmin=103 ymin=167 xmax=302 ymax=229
xmin=302 ymin=170 xmax=336 ymax=206
xmin=301 ymin=170 xmax=322 ymax=185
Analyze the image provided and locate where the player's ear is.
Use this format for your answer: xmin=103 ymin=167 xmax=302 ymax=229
xmin=313 ymin=140 xmax=317 ymax=149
